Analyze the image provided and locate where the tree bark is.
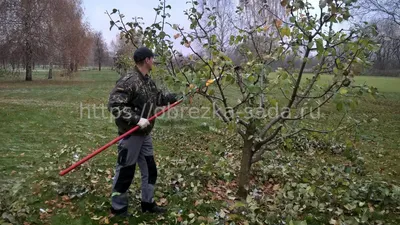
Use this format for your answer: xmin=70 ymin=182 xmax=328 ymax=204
xmin=48 ymin=61 xmax=53 ymax=79
xmin=69 ymin=62 xmax=74 ymax=73
xmin=98 ymin=62 xmax=101 ymax=71
xmin=237 ymin=140 xmax=253 ymax=199
xmin=22 ymin=0 xmax=33 ymax=81
xmin=25 ymin=42 xmax=33 ymax=81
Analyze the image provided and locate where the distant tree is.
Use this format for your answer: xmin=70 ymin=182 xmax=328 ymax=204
xmin=354 ymin=0 xmax=399 ymax=26
xmin=110 ymin=32 xmax=141 ymax=75
xmin=19 ymin=0 xmax=51 ymax=81
xmin=194 ymin=0 xmax=236 ymax=56
xmin=93 ymin=31 xmax=108 ymax=71
xmin=0 ymin=0 xmax=94 ymax=80
xmin=57 ymin=1 xmax=92 ymax=74
xmin=370 ymin=19 xmax=400 ymax=73
xmin=352 ymin=0 xmax=400 ymax=75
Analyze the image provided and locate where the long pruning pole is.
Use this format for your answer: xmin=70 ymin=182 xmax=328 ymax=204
xmin=59 ymin=78 xmax=217 ymax=176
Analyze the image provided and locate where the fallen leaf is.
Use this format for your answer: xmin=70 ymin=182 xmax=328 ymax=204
xmin=329 ymin=218 xmax=339 ymax=225
xmin=197 ymin=216 xmax=207 ymax=221
xmin=62 ymin=195 xmax=70 ymax=202
xmin=2 ymin=212 xmax=17 ymax=224
xmin=194 ymin=200 xmax=203 ymax=206
xmin=157 ymin=198 xmax=168 ymax=206
xmin=219 ymin=210 xmax=226 ymax=218
xmin=91 ymin=216 xmax=102 ymax=220
xmin=368 ymin=203 xmax=374 ymax=212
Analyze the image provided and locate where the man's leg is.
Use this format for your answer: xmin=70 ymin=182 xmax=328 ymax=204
xmin=110 ymin=135 xmax=145 ymax=215
xmin=137 ymin=135 xmax=166 ymax=213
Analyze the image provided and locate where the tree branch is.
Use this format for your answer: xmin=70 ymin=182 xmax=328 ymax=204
xmin=287 ymin=46 xmax=311 ymax=108
xmin=256 ymin=125 xmax=283 ymax=149
xmin=204 ymin=95 xmax=230 ymax=123
xmin=285 ymin=82 xmax=344 ymax=121
xmin=251 ymin=142 xmax=280 ymax=164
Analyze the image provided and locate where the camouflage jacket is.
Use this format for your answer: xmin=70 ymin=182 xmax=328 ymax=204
xmin=108 ymin=67 xmax=178 ymax=136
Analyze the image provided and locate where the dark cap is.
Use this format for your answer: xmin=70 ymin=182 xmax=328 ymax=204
xmin=133 ymin=47 xmax=155 ymax=62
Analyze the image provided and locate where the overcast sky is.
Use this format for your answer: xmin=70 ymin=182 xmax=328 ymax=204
xmin=82 ymin=0 xmax=192 ymax=53
xmin=82 ymin=0 xmax=348 ymax=53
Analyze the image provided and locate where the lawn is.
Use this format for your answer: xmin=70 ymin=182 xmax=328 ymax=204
xmin=0 ymin=69 xmax=399 ymax=224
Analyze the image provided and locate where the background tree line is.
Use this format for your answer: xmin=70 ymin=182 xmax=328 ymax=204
xmin=0 ymin=0 xmax=113 ymax=81
xmin=168 ymin=0 xmax=399 ymax=77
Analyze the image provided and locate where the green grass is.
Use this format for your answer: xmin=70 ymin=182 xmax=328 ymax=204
xmin=0 ymin=70 xmax=399 ymax=224
xmin=298 ymin=73 xmax=400 ymax=93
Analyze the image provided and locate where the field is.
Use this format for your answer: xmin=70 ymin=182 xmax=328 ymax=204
xmin=0 ymin=70 xmax=399 ymax=224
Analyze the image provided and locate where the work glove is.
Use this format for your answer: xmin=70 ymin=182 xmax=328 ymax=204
xmin=137 ymin=118 xmax=150 ymax=129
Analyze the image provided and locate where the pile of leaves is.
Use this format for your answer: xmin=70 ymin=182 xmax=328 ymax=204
xmin=1 ymin=128 xmax=399 ymax=225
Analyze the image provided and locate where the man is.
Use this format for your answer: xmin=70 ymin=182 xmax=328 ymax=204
xmin=107 ymin=47 xmax=178 ymax=216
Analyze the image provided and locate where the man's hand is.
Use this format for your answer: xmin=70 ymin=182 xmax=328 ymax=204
xmin=137 ymin=118 xmax=150 ymax=128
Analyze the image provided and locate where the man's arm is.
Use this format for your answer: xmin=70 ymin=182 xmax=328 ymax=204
xmin=108 ymin=80 xmax=141 ymax=125
xmin=152 ymin=80 xmax=180 ymax=106
xmin=156 ymin=90 xmax=179 ymax=106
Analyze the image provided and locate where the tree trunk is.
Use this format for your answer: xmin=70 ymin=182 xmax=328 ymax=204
xmin=48 ymin=61 xmax=53 ymax=79
xmin=69 ymin=62 xmax=74 ymax=73
xmin=98 ymin=62 xmax=101 ymax=71
xmin=237 ymin=140 xmax=253 ymax=199
xmin=74 ymin=62 xmax=78 ymax=72
xmin=25 ymin=42 xmax=33 ymax=81
xmin=23 ymin=0 xmax=33 ymax=81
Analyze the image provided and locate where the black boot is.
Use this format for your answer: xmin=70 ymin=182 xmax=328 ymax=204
xmin=110 ymin=206 xmax=132 ymax=218
xmin=141 ymin=201 xmax=167 ymax=214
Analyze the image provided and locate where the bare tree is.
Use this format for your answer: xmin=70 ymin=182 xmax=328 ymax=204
xmin=93 ymin=31 xmax=108 ymax=71
xmin=195 ymin=0 xmax=236 ymax=56
xmin=19 ymin=0 xmax=51 ymax=81
xmin=351 ymin=0 xmax=400 ymax=76
xmin=370 ymin=19 xmax=400 ymax=74
xmin=354 ymin=0 xmax=400 ymax=26
xmin=0 ymin=0 xmax=94 ymax=80
xmin=111 ymin=32 xmax=141 ymax=75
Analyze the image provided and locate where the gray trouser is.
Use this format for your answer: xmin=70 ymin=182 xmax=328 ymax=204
xmin=111 ymin=135 xmax=157 ymax=213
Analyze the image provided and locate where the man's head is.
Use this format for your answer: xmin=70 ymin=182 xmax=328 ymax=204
xmin=134 ymin=47 xmax=155 ymax=72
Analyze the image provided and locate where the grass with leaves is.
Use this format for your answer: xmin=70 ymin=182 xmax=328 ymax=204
xmin=0 ymin=69 xmax=399 ymax=224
